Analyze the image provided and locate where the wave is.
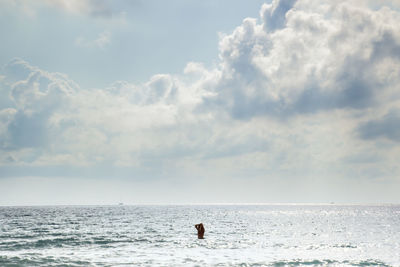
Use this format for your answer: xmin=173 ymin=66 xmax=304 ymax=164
xmin=0 ymin=256 xmax=392 ymax=267
xmin=268 ymin=259 xmax=391 ymax=267
xmin=0 ymin=236 xmax=153 ymax=251
xmin=0 ymin=255 xmax=92 ymax=266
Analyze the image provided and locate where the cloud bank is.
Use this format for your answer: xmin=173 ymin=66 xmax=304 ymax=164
xmin=1 ymin=0 xmax=400 ymax=202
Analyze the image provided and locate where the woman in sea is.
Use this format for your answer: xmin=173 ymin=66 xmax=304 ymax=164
xmin=195 ymin=223 xmax=205 ymax=239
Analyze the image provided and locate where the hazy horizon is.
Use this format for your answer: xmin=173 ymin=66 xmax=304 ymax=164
xmin=2 ymin=203 xmax=399 ymax=207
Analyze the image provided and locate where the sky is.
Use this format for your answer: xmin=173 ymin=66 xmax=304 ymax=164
xmin=1 ymin=0 xmax=400 ymax=205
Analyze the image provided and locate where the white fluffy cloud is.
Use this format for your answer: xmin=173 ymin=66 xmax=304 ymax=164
xmin=1 ymin=0 xmax=400 ymax=192
xmin=206 ymin=0 xmax=400 ymax=119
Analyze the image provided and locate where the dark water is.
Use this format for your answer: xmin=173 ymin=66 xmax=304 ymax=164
xmin=0 ymin=205 xmax=399 ymax=266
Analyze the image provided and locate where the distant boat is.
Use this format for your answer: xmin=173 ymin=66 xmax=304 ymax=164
xmin=118 ymin=203 xmax=124 ymax=206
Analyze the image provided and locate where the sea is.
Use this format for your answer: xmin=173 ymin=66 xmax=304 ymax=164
xmin=0 ymin=204 xmax=399 ymax=266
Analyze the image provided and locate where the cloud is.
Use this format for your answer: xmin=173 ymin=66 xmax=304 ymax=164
xmin=203 ymin=0 xmax=400 ymax=120
xmin=261 ymin=0 xmax=297 ymax=32
xmin=75 ymin=30 xmax=111 ymax=49
xmin=1 ymin=0 xmax=400 ymax=192
xmin=0 ymin=0 xmax=125 ymax=19
xmin=44 ymin=0 xmax=113 ymax=18
xmin=0 ymin=58 xmax=77 ymax=150
xmin=0 ymin=58 xmax=203 ymax=167
xmin=358 ymin=110 xmax=400 ymax=142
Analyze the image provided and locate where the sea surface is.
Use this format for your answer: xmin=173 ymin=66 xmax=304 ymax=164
xmin=0 ymin=204 xmax=399 ymax=266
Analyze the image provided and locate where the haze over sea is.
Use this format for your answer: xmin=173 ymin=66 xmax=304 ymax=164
xmin=0 ymin=204 xmax=399 ymax=266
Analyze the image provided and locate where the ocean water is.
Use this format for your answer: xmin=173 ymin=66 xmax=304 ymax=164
xmin=0 ymin=205 xmax=399 ymax=266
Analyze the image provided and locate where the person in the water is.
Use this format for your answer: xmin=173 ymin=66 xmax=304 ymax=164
xmin=195 ymin=223 xmax=205 ymax=239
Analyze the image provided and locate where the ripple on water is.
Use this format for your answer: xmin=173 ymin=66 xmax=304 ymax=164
xmin=0 ymin=205 xmax=398 ymax=266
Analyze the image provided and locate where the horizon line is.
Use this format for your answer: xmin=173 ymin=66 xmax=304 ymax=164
xmin=1 ymin=202 xmax=399 ymax=207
